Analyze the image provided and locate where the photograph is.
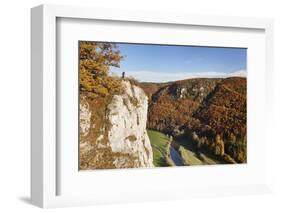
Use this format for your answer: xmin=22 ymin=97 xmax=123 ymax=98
xmin=79 ymin=41 xmax=247 ymax=170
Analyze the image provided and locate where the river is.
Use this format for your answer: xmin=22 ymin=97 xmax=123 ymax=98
xmin=169 ymin=143 xmax=184 ymax=166
xmin=148 ymin=129 xmax=225 ymax=167
xmin=147 ymin=129 xmax=186 ymax=166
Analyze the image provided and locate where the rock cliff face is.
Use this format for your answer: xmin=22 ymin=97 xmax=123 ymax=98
xmin=80 ymin=81 xmax=154 ymax=170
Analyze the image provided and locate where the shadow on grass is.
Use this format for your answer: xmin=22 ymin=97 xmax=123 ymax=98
xmin=175 ymin=135 xmax=229 ymax=164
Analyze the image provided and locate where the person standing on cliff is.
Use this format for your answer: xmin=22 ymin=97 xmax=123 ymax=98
xmin=122 ymin=71 xmax=125 ymax=79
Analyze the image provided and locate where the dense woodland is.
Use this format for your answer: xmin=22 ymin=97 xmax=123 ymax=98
xmin=140 ymin=77 xmax=247 ymax=163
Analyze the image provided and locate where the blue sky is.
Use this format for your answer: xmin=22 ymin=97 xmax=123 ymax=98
xmin=110 ymin=43 xmax=247 ymax=82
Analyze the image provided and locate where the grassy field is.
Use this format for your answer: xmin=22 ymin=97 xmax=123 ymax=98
xmin=176 ymin=136 xmax=227 ymax=165
xmin=147 ymin=129 xmax=170 ymax=167
xmin=178 ymin=145 xmax=220 ymax=165
xmin=147 ymin=129 xmax=225 ymax=167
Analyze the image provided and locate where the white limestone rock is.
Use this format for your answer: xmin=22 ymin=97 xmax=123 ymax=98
xmin=79 ymin=81 xmax=154 ymax=169
xmin=107 ymin=81 xmax=154 ymax=168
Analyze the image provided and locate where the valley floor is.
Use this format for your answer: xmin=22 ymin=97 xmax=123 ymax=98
xmin=147 ymin=129 xmax=227 ymax=167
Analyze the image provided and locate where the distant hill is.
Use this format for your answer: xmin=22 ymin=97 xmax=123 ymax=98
xmin=139 ymin=77 xmax=247 ymax=163
xmin=139 ymin=82 xmax=171 ymax=101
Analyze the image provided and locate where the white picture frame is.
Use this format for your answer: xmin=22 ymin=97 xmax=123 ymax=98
xmin=31 ymin=4 xmax=274 ymax=208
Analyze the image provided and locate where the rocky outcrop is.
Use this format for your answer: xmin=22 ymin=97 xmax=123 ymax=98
xmin=80 ymin=81 xmax=154 ymax=170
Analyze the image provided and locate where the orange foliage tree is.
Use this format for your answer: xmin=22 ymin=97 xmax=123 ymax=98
xmin=79 ymin=41 xmax=124 ymax=96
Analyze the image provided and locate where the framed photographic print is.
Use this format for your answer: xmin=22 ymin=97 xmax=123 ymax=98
xmin=31 ymin=4 xmax=274 ymax=208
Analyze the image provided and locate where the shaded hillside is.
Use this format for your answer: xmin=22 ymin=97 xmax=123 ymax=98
xmin=146 ymin=78 xmax=221 ymax=134
xmin=145 ymin=77 xmax=247 ymax=163
xmin=139 ymin=82 xmax=171 ymax=101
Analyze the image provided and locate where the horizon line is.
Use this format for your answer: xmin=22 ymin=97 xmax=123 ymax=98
xmin=111 ymin=69 xmax=247 ymax=83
